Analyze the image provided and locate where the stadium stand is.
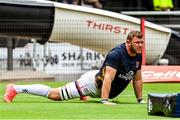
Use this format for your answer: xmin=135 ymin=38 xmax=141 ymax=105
xmin=0 ymin=0 xmax=179 ymax=82
xmin=101 ymin=0 xmax=180 ymax=65
xmin=102 ymin=0 xmax=180 ymax=12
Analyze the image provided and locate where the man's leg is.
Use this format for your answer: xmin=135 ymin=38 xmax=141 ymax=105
xmin=80 ymin=96 xmax=89 ymax=100
xmin=4 ymin=81 xmax=86 ymax=102
xmin=4 ymin=71 xmax=99 ymax=103
xmin=4 ymin=84 xmax=52 ymax=102
xmin=44 ymin=81 xmax=91 ymax=101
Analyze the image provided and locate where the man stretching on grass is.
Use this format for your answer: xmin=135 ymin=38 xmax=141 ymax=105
xmin=4 ymin=31 xmax=145 ymax=105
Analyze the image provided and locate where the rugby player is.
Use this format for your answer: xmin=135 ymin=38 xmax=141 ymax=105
xmin=4 ymin=31 xmax=145 ymax=105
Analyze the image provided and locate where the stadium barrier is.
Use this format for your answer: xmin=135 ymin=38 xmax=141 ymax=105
xmin=142 ymin=66 xmax=180 ymax=83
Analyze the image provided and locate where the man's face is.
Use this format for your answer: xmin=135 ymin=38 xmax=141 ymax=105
xmin=130 ymin=37 xmax=144 ymax=54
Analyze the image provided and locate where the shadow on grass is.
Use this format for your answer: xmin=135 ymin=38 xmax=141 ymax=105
xmin=2 ymin=99 xmax=138 ymax=105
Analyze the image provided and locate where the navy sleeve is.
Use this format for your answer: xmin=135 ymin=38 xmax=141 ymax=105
xmin=104 ymin=50 xmax=122 ymax=70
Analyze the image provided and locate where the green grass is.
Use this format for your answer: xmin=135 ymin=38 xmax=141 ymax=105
xmin=1 ymin=81 xmax=180 ymax=120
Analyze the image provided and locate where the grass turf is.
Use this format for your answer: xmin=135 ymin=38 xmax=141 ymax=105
xmin=1 ymin=81 xmax=180 ymax=120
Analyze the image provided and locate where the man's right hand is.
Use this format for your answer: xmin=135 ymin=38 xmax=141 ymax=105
xmin=102 ymin=99 xmax=117 ymax=105
xmin=103 ymin=101 xmax=117 ymax=105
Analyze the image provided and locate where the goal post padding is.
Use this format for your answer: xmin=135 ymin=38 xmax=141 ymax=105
xmin=141 ymin=17 xmax=146 ymax=65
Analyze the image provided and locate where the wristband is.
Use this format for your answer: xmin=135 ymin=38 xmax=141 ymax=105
xmin=137 ymin=98 xmax=143 ymax=103
xmin=101 ymin=99 xmax=108 ymax=104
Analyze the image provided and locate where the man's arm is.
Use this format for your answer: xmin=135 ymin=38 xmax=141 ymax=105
xmin=133 ymin=69 xmax=144 ymax=103
xmin=101 ymin=66 xmax=116 ymax=105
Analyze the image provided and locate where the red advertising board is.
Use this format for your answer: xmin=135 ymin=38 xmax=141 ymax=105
xmin=142 ymin=66 xmax=180 ymax=83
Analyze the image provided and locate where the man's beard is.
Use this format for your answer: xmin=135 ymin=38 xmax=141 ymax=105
xmin=130 ymin=44 xmax=137 ymax=54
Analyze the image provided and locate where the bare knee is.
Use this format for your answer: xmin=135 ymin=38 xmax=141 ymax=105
xmin=48 ymin=88 xmax=61 ymax=101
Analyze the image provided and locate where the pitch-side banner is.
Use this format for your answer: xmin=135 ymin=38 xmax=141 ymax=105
xmin=142 ymin=66 xmax=180 ymax=83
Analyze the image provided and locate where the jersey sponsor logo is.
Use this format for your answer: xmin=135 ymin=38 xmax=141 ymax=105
xmin=118 ymin=71 xmax=134 ymax=81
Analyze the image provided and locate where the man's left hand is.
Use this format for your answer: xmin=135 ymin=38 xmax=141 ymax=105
xmin=137 ymin=98 xmax=146 ymax=104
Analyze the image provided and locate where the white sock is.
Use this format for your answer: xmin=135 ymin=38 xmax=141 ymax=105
xmin=13 ymin=84 xmax=51 ymax=97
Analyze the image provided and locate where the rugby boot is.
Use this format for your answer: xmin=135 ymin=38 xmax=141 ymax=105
xmin=4 ymin=84 xmax=17 ymax=103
